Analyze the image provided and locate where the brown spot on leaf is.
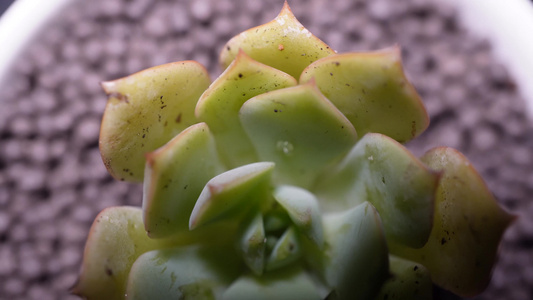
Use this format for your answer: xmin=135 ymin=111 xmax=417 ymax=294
xmin=176 ymin=113 xmax=182 ymax=123
xmin=105 ymin=266 xmax=113 ymax=276
xmin=108 ymin=92 xmax=129 ymax=103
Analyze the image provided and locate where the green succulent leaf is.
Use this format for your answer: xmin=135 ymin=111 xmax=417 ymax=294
xmin=263 ymin=206 xmax=292 ymax=233
xmin=300 ymin=46 xmax=429 ymax=143
xmin=143 ymin=122 xmax=225 ymax=239
xmin=189 ymin=162 xmax=275 ymax=230
xmin=240 ymin=83 xmax=357 ymax=188
xmin=239 ymin=213 xmax=267 ymax=276
xmin=219 ymin=2 xmax=335 ymax=78
xmin=126 ymin=246 xmax=242 ymax=300
xmin=82 ymin=3 xmax=513 ymax=299
xmin=375 ymin=256 xmax=433 ymax=300
xmin=100 ymin=61 xmax=211 ymax=182
xmin=318 ymin=202 xmax=389 ymax=300
xmin=390 ymin=147 xmax=515 ymax=297
xmin=273 ymin=185 xmax=324 ymax=248
xmin=314 ymin=133 xmax=439 ymax=248
xmin=266 ymin=226 xmax=301 ymax=271
xmin=72 ymin=207 xmax=160 ymax=300
xmin=196 ymin=50 xmax=297 ymax=168
xmin=222 ymin=267 xmax=322 ymax=300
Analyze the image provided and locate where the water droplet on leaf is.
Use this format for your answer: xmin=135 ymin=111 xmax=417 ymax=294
xmin=276 ymin=140 xmax=294 ymax=156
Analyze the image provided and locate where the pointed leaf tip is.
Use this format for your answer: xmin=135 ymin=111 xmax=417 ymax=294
xmin=314 ymin=133 xmax=439 ymax=249
xmin=390 ymin=147 xmax=514 ymax=296
xmin=300 ymin=47 xmax=429 ymax=143
xmin=239 ymin=213 xmax=267 ymax=276
xmin=321 ymin=202 xmax=389 ymax=300
xmin=189 ymin=162 xmax=275 ymax=230
xmin=73 ymin=207 xmax=160 ymax=300
xmin=142 ymin=122 xmax=225 ymax=239
xmin=220 ymin=2 xmax=335 ymax=78
xmin=240 ymin=84 xmax=357 ymax=188
xmin=273 ymin=185 xmax=324 ymax=248
xmin=99 ymin=61 xmax=211 ymax=182
xmin=195 ymin=50 xmax=297 ymax=168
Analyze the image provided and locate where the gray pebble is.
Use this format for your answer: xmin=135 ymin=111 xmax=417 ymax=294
xmin=190 ymin=0 xmax=213 ymax=23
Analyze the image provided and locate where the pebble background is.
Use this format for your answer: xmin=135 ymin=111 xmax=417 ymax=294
xmin=0 ymin=0 xmax=531 ymax=299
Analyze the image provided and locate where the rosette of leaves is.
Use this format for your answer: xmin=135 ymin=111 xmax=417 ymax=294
xmin=73 ymin=3 xmax=514 ymax=300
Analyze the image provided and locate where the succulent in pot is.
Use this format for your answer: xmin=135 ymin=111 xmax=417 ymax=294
xmin=73 ymin=2 xmax=514 ymax=299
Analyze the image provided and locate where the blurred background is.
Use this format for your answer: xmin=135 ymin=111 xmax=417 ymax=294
xmin=0 ymin=0 xmax=532 ymax=299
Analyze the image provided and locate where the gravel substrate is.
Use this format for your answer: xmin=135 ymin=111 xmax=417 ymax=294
xmin=0 ymin=0 xmax=531 ymax=299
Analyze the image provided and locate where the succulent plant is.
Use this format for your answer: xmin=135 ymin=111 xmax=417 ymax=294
xmin=73 ymin=3 xmax=514 ymax=300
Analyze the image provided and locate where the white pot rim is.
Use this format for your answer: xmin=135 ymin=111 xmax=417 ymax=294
xmin=449 ymin=0 xmax=533 ymax=119
xmin=0 ymin=0 xmax=75 ymax=83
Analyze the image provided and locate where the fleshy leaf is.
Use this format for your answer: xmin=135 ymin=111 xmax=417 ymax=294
xmin=222 ymin=267 xmax=322 ymax=300
xmin=126 ymin=246 xmax=242 ymax=300
xmin=375 ymin=256 xmax=433 ymax=300
xmin=273 ymin=185 xmax=324 ymax=248
xmin=100 ymin=61 xmax=210 ymax=182
xmin=300 ymin=46 xmax=428 ymax=143
xmin=314 ymin=133 xmax=439 ymax=248
xmin=189 ymin=162 xmax=275 ymax=230
xmin=239 ymin=213 xmax=267 ymax=276
xmin=72 ymin=207 xmax=159 ymax=300
xmin=390 ymin=147 xmax=515 ymax=297
xmin=266 ymin=227 xmax=301 ymax=271
xmin=318 ymin=202 xmax=389 ymax=300
xmin=196 ymin=50 xmax=297 ymax=168
xmin=219 ymin=1 xmax=335 ymax=78
xmin=240 ymin=83 xmax=357 ymax=188
xmin=143 ymin=123 xmax=225 ymax=239
xmin=263 ymin=205 xmax=291 ymax=233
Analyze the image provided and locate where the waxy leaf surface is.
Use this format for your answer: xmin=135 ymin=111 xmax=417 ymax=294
xmin=196 ymin=51 xmax=297 ymax=168
xmin=219 ymin=2 xmax=335 ymax=78
xmin=300 ymin=47 xmax=428 ymax=143
xmin=319 ymin=202 xmax=389 ymax=300
xmin=390 ymin=147 xmax=515 ymax=296
xmin=273 ymin=185 xmax=324 ymax=248
xmin=314 ymin=133 xmax=438 ymax=248
xmin=100 ymin=61 xmax=210 ymax=182
xmin=72 ymin=207 xmax=159 ymax=300
xmin=222 ymin=267 xmax=321 ymax=300
xmin=240 ymin=84 xmax=357 ymax=188
xmin=143 ymin=123 xmax=225 ymax=238
xmin=127 ymin=246 xmax=241 ymax=300
xmin=375 ymin=256 xmax=433 ymax=300
xmin=239 ymin=213 xmax=267 ymax=276
xmin=266 ymin=227 xmax=301 ymax=271
xmin=189 ymin=162 xmax=275 ymax=230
